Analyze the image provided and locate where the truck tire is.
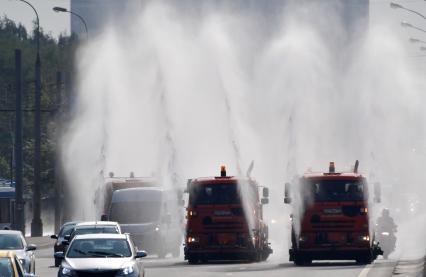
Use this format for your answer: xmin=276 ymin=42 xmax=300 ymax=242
xmin=294 ymin=257 xmax=311 ymax=266
xmin=356 ymin=255 xmax=372 ymax=265
xmin=188 ymin=256 xmax=198 ymax=264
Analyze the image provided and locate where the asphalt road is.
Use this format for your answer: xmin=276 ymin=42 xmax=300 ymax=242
xmin=35 ymin=245 xmax=401 ymax=277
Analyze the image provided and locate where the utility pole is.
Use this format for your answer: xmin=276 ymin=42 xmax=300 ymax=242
xmin=54 ymin=71 xmax=62 ymax=233
xmin=14 ymin=49 xmax=25 ymax=233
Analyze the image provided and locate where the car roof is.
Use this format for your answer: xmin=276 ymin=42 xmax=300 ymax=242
xmin=75 ymin=221 xmax=118 ymax=227
xmin=62 ymin=221 xmax=81 ymax=226
xmin=0 ymin=230 xmax=23 ymax=236
xmin=73 ymin=233 xmax=127 ymax=240
xmin=0 ymin=251 xmax=16 ymax=258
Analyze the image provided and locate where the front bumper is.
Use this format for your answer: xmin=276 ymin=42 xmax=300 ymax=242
xmin=289 ymin=247 xmax=374 ymax=261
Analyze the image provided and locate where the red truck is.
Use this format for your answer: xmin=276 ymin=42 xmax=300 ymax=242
xmin=284 ymin=161 xmax=383 ymax=265
xmin=184 ymin=166 xmax=272 ymax=263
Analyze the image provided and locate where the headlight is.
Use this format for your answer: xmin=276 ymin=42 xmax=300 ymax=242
xmin=118 ymin=265 xmax=134 ymax=275
xmin=187 ymin=236 xmax=199 ymax=244
xmin=155 ymin=227 xmax=160 ymax=232
xmin=298 ymin=235 xmax=308 ymax=242
xmin=18 ymin=258 xmax=25 ymax=266
xmin=381 ymin=232 xmax=390 ymax=236
xmin=61 ymin=267 xmax=76 ymax=276
xmin=359 ymin=235 xmax=370 ymax=241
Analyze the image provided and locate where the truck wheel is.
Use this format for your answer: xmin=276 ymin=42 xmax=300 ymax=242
xmin=294 ymin=257 xmax=311 ymax=266
xmin=356 ymin=257 xmax=372 ymax=265
xmin=188 ymin=256 xmax=198 ymax=264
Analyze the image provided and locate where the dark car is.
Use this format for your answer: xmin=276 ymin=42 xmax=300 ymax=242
xmin=51 ymin=222 xmax=80 ymax=267
xmin=55 ymin=233 xmax=147 ymax=277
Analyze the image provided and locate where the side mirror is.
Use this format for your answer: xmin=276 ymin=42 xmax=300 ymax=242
xmin=374 ymin=182 xmax=381 ymax=203
xmin=262 ymin=187 xmax=269 ymax=198
xmin=261 ymin=198 xmax=269 ymax=205
xmin=284 ymin=182 xmax=292 ymax=204
xmin=135 ymin=250 xmax=147 ymax=258
xmin=50 ymin=234 xmax=58 ymax=240
xmin=54 ymin=252 xmax=65 ymax=259
xmin=26 ymin=244 xmax=37 ymax=251
xmin=101 ymin=214 xmax=109 ymax=221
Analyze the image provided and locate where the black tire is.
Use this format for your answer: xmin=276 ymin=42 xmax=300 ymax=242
xmin=188 ymin=256 xmax=198 ymax=264
xmin=356 ymin=257 xmax=372 ymax=265
xmin=54 ymin=258 xmax=61 ymax=267
xmin=294 ymin=256 xmax=311 ymax=266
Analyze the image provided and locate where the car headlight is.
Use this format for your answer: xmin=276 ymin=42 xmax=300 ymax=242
xmin=118 ymin=265 xmax=134 ymax=275
xmin=61 ymin=267 xmax=77 ymax=276
xmin=18 ymin=258 xmax=25 ymax=266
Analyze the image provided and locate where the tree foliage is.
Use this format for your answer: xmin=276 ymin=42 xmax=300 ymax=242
xmin=0 ymin=16 xmax=77 ymax=198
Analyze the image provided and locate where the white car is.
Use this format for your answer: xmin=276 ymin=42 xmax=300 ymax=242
xmin=0 ymin=230 xmax=36 ymax=274
xmin=56 ymin=233 xmax=147 ymax=277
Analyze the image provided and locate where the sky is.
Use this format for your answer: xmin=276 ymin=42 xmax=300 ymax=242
xmin=2 ymin=0 xmax=426 ymax=52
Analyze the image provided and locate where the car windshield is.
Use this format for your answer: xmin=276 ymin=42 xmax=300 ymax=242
xmin=0 ymin=258 xmax=13 ymax=277
xmin=190 ymin=183 xmax=242 ymax=205
xmin=110 ymin=202 xmax=161 ymax=224
xmin=303 ymin=179 xmax=367 ymax=202
xmin=59 ymin=224 xmax=76 ymax=238
xmin=0 ymin=234 xmax=24 ymax=250
xmin=67 ymin=238 xmax=132 ymax=258
xmin=72 ymin=226 xmax=119 ymax=238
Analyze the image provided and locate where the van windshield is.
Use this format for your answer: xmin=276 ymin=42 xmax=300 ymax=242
xmin=303 ymin=179 xmax=367 ymax=202
xmin=110 ymin=202 xmax=161 ymax=224
xmin=190 ymin=183 xmax=241 ymax=206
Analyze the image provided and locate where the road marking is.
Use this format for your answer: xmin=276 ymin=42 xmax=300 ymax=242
xmin=357 ymin=264 xmax=373 ymax=277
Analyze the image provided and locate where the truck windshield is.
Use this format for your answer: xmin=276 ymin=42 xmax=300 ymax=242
xmin=190 ymin=183 xmax=241 ymax=205
xmin=110 ymin=202 xmax=161 ymax=224
xmin=304 ymin=179 xmax=366 ymax=202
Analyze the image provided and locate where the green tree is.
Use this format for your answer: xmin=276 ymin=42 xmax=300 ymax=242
xmin=0 ymin=16 xmax=77 ymax=198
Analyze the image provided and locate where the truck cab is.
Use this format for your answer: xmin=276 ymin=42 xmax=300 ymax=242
xmin=285 ymin=161 xmax=382 ymax=265
xmin=184 ymin=166 xmax=272 ymax=263
xmin=103 ymin=175 xmax=183 ymax=258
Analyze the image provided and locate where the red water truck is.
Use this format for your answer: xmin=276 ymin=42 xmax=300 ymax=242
xmin=184 ymin=166 xmax=272 ymax=263
xmin=284 ymin=161 xmax=383 ymax=265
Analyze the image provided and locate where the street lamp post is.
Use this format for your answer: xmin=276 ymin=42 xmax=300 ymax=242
xmin=17 ymin=0 xmax=43 ymax=237
xmin=401 ymin=21 xmax=426 ymax=34
xmin=53 ymin=7 xmax=89 ymax=39
xmin=409 ymin=37 xmax=426 ymax=44
xmin=390 ymin=2 xmax=426 ymax=20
